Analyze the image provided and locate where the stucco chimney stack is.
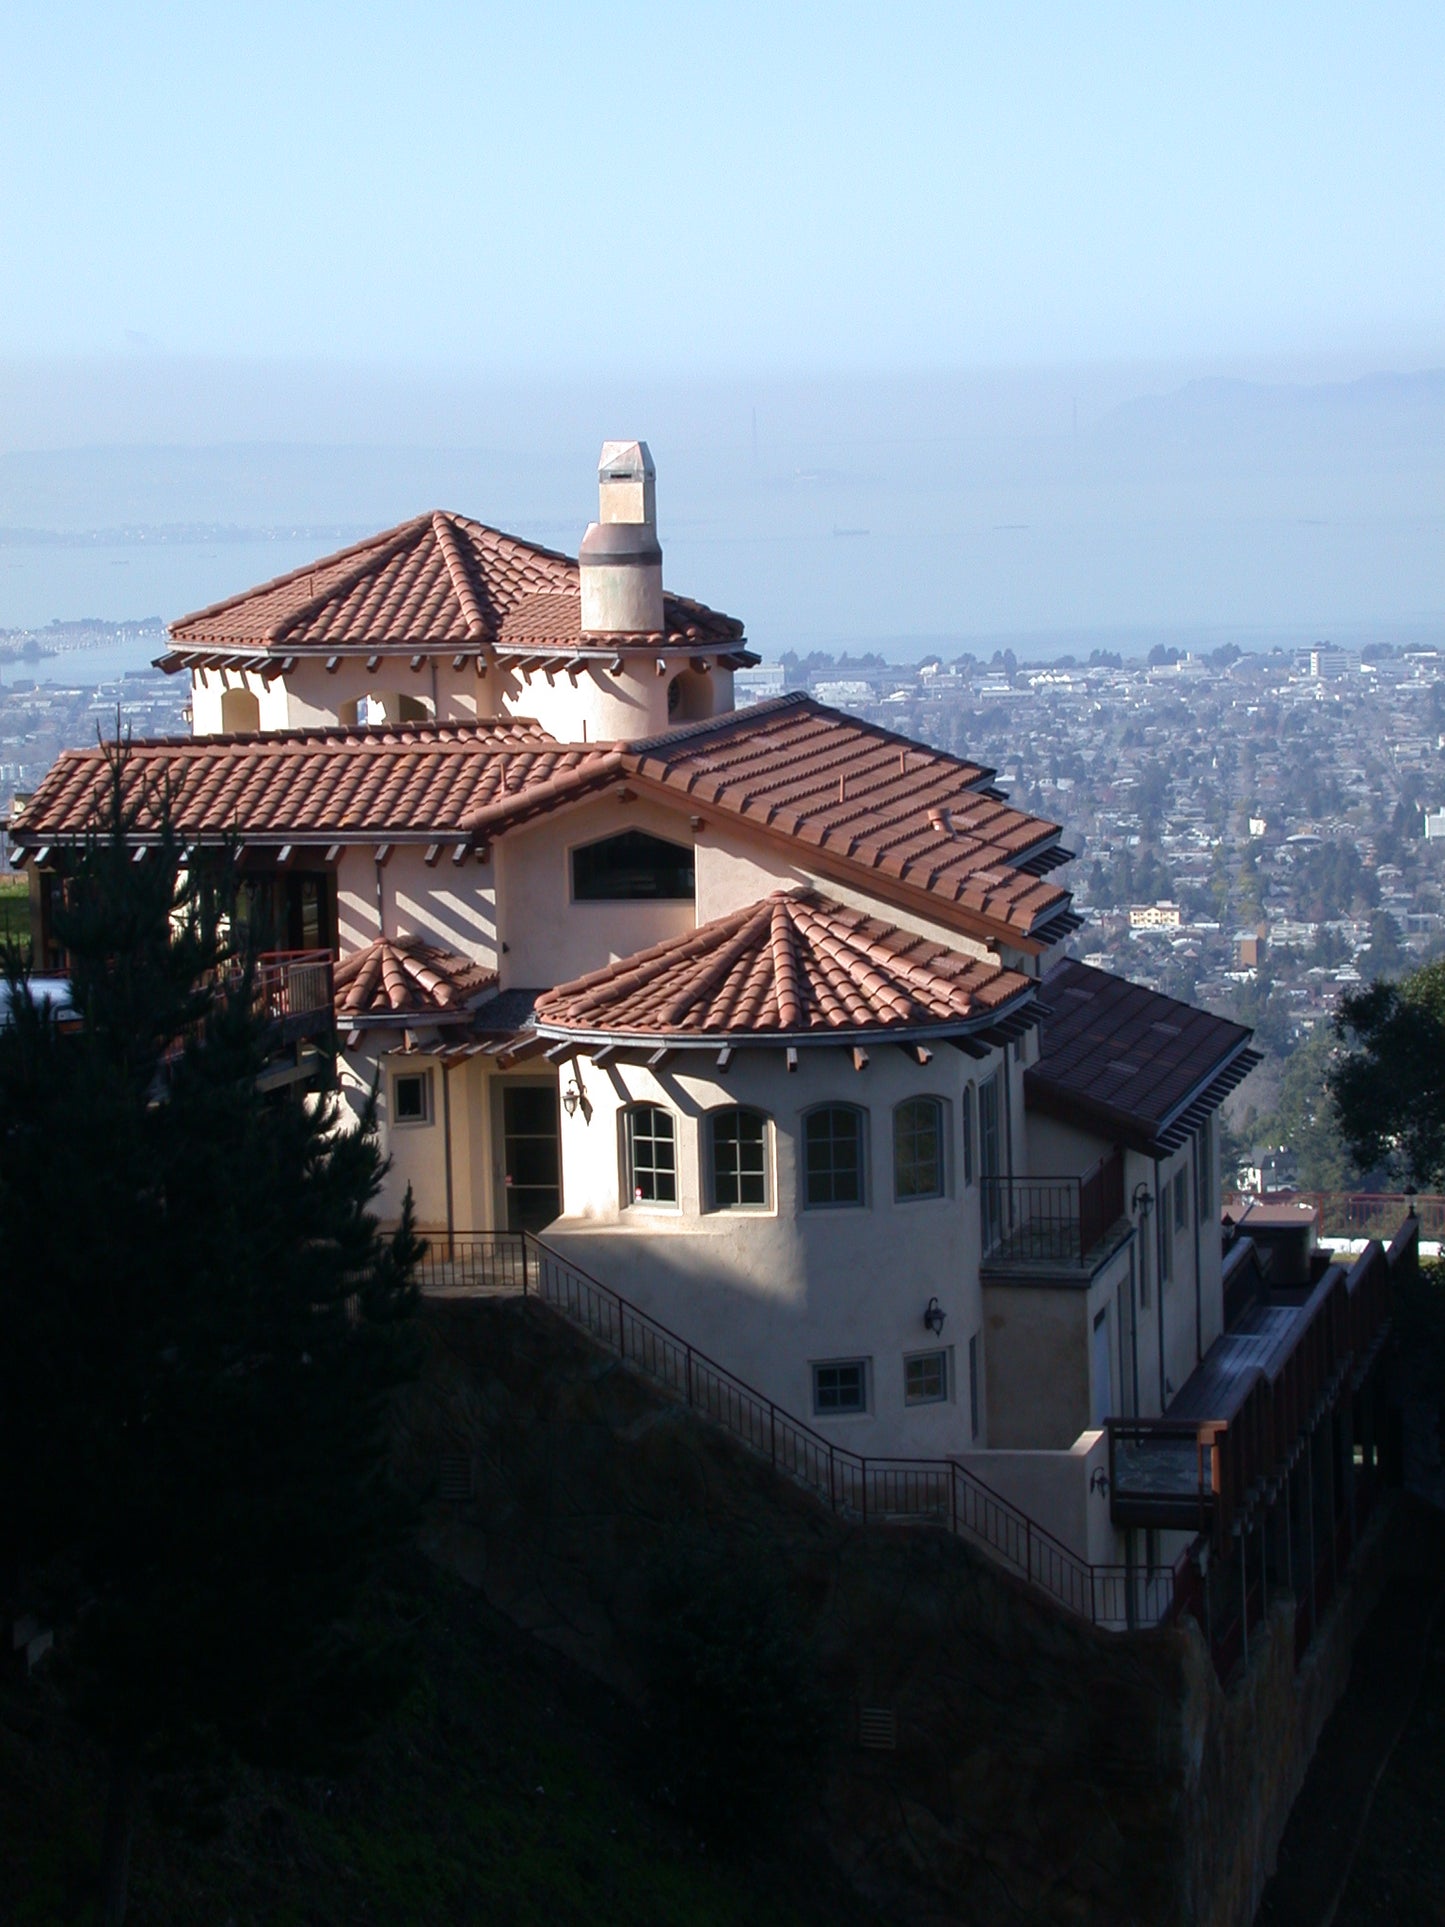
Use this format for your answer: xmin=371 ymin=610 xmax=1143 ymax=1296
xmin=579 ymin=440 xmax=664 ymax=635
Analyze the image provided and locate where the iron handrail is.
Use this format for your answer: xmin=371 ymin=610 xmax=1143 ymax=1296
xmin=423 ymin=1225 xmax=1187 ymax=1631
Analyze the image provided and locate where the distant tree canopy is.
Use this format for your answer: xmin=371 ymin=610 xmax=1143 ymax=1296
xmin=1254 ymin=1025 xmax=1365 ymax=1193
xmin=0 ymin=744 xmax=422 ymax=1923
xmin=1332 ymin=956 xmax=1445 ymax=1190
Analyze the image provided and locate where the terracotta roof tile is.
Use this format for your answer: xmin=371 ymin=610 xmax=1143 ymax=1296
xmin=333 ymin=936 xmax=496 ymax=1024
xmin=533 ymin=890 xmax=1032 ymax=1042
xmin=459 ymin=694 xmax=1073 ymax=942
xmin=10 ymin=719 xmax=614 ymax=846
xmin=1028 ymin=960 xmax=1259 ymax=1152
xmin=167 ymin=512 xmax=744 ymax=654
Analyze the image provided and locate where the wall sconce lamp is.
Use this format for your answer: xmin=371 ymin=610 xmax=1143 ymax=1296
xmin=1089 ymin=1468 xmax=1110 ymax=1496
xmin=561 ymin=1075 xmax=592 ymax=1123
xmin=923 ymin=1296 xmax=946 ymax=1336
xmin=1131 ymin=1182 xmax=1153 ymax=1219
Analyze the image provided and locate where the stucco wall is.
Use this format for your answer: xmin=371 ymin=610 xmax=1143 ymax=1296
xmin=982 ymin=1281 xmax=1090 ymax=1449
xmin=333 ymin=845 xmax=497 ymax=964
xmin=544 ymin=1042 xmax=998 ymax=1461
xmin=495 ymin=794 xmax=697 ymax=990
xmin=955 ymin=1428 xmax=1117 ymax=1564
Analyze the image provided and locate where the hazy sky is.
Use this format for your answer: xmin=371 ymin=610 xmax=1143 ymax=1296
xmin=3 ymin=2 xmax=1443 ymax=372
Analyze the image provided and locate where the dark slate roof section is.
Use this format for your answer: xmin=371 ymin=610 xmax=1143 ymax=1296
xmin=1026 ymin=959 xmax=1259 ymax=1155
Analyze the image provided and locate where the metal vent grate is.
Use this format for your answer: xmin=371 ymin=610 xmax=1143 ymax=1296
xmin=858 ymin=1706 xmax=897 ymax=1750
xmin=439 ymin=1454 xmax=474 ymax=1503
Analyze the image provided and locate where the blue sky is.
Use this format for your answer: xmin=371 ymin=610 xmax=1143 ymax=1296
xmin=3 ymin=1 xmax=1443 ymax=372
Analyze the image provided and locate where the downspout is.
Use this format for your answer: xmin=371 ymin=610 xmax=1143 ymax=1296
xmin=1154 ymin=1155 xmax=1166 ymax=1413
xmin=1192 ymin=1129 xmax=1204 ymax=1362
xmin=441 ymin=1059 xmax=455 ymax=1257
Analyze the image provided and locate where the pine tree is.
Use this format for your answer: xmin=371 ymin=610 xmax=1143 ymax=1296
xmin=0 ymin=741 xmax=422 ymax=1923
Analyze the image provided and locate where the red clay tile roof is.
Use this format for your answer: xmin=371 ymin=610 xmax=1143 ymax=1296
xmin=1028 ymin=960 xmax=1260 ymax=1154
xmin=533 ymin=890 xmax=1033 ymax=1043
xmin=333 ymin=937 xmax=496 ymax=1025
xmin=8 ymin=719 xmax=613 ymax=847
xmin=463 ymin=695 xmax=1073 ymax=944
xmin=11 ymin=698 xmax=1076 ymax=946
xmin=165 ymin=511 xmax=744 ymax=655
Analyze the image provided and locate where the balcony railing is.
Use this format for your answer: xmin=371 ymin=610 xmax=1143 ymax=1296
xmin=1225 ymin=1189 xmax=1445 ymax=1241
xmin=980 ymin=1149 xmax=1126 ymax=1269
xmin=253 ymin=949 xmax=334 ymax=1023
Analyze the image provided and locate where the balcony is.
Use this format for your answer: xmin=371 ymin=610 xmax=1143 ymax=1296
xmin=980 ymin=1150 xmax=1127 ymax=1275
xmin=249 ymin=949 xmax=335 ymax=1044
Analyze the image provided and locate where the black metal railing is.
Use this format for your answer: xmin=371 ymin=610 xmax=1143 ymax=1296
xmin=981 ymin=1150 xmax=1126 ymax=1267
xmin=419 ymin=1225 xmax=1186 ymax=1634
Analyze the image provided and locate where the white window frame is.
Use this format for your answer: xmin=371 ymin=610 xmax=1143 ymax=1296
xmin=391 ymin=1069 xmax=433 ymax=1128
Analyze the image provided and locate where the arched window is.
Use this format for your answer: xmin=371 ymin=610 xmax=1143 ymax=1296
xmin=894 ymin=1097 xmax=946 ymax=1202
xmin=803 ymin=1105 xmax=866 ymax=1208
xmin=572 ymin=830 xmax=695 ymax=902
xmin=220 ymin=686 xmax=261 ymax=733
xmin=623 ymin=1104 xmax=678 ymax=1206
xmin=709 ymin=1107 xmax=770 ymax=1209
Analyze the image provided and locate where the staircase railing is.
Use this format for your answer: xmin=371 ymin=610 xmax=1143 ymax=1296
xmin=417 ymin=1228 xmax=1188 ymax=1634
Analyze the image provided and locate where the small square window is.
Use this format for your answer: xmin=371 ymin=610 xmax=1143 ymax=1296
xmin=393 ymin=1072 xmax=431 ymax=1125
xmin=904 ymin=1351 xmax=948 ymax=1405
xmin=812 ymin=1360 xmax=868 ymax=1415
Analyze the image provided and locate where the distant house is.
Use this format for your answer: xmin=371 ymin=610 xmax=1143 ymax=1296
xmin=1129 ymin=901 xmax=1183 ymax=930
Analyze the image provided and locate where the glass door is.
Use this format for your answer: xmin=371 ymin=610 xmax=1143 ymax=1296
xmin=502 ymin=1085 xmax=561 ymax=1232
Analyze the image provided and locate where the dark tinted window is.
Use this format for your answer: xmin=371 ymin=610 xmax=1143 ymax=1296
xmin=572 ymin=830 xmax=695 ymax=901
xmin=804 ymin=1106 xmax=864 ymax=1207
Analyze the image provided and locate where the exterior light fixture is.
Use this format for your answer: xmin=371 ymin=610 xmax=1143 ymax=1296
xmin=923 ymin=1296 xmax=946 ymax=1335
xmin=561 ymin=1076 xmax=592 ymax=1122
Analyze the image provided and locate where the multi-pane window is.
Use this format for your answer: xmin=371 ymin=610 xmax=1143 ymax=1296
xmin=904 ymin=1351 xmax=948 ymax=1405
xmin=710 ymin=1107 xmax=769 ymax=1209
xmin=624 ymin=1104 xmax=677 ymax=1205
xmin=962 ymin=1086 xmax=975 ymax=1186
xmin=894 ymin=1097 xmax=945 ymax=1202
xmin=813 ymin=1360 xmax=868 ymax=1414
xmin=803 ymin=1106 xmax=865 ymax=1207
xmin=1174 ymin=1166 xmax=1189 ymax=1233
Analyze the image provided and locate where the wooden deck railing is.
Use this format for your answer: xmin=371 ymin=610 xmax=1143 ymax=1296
xmin=421 ymin=1227 xmax=1188 ymax=1634
xmin=1225 ymin=1189 xmax=1445 ymax=1241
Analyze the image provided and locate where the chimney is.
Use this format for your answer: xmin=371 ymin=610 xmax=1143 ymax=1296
xmin=578 ymin=440 xmax=664 ymax=636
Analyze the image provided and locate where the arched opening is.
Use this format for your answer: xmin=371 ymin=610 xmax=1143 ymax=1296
xmin=668 ymin=670 xmax=715 ymax=722
xmin=220 ymin=686 xmax=261 ymax=733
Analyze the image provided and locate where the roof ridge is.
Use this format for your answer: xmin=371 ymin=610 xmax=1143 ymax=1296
xmin=431 ymin=511 xmax=492 ymax=641
xmin=768 ymin=894 xmax=803 ymax=1029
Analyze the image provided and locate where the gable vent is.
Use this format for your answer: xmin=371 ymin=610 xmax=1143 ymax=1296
xmin=858 ymin=1706 xmax=898 ymax=1750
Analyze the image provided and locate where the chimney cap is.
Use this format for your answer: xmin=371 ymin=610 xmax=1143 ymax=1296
xmin=598 ymin=439 xmax=654 ymax=482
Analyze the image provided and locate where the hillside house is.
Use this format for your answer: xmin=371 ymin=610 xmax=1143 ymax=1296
xmin=16 ymin=443 xmax=1395 ymax=1629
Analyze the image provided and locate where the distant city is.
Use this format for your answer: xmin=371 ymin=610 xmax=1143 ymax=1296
xmin=4 ymin=617 xmax=1443 ymax=1178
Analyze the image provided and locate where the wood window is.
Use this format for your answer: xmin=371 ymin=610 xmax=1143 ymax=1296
xmin=905 ymin=1351 xmax=948 ymax=1405
xmin=625 ymin=1104 xmax=678 ymax=1206
xmin=894 ymin=1097 xmax=945 ymax=1202
xmin=813 ymin=1360 xmax=868 ymax=1415
xmin=710 ymin=1107 xmax=769 ymax=1209
xmin=803 ymin=1106 xmax=866 ymax=1208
